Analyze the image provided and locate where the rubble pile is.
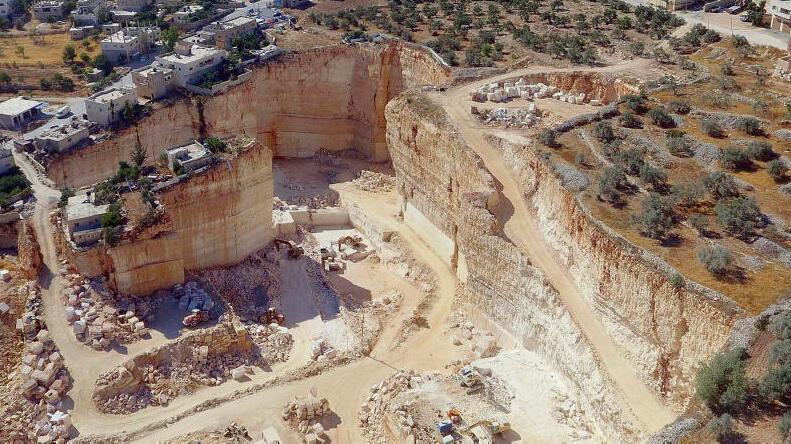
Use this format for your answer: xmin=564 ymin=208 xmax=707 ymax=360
xmin=246 ymin=323 xmax=294 ymax=362
xmin=353 ymin=170 xmax=395 ymax=192
xmin=282 ymin=396 xmax=332 ymax=444
xmin=309 ymin=339 xmax=338 ymax=361
xmin=474 ymin=107 xmax=540 ymax=128
xmin=359 ymin=370 xmax=436 ymax=443
xmin=471 ymin=78 xmax=602 ymax=106
xmin=447 ymin=311 xmax=498 ymax=360
xmin=551 ymin=390 xmax=595 ymax=440
xmin=174 ymin=281 xmax=215 ymax=313
xmin=0 ymin=283 xmax=74 ymax=443
xmin=198 ymin=256 xmax=281 ymax=323
xmin=58 ymin=272 xmax=161 ymax=350
xmin=94 ymin=323 xmax=266 ymax=414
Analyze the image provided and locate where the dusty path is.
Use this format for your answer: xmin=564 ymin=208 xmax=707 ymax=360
xmin=433 ymin=62 xmax=675 ymax=432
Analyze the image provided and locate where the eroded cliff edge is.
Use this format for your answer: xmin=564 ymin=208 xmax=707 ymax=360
xmin=46 ymin=41 xmax=451 ymax=189
xmin=386 ymin=92 xmax=645 ymax=440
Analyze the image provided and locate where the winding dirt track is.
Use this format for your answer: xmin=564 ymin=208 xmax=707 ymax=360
xmin=433 ymin=61 xmax=674 ymax=432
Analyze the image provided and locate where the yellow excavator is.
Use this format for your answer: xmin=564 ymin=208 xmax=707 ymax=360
xmin=458 ymin=417 xmax=511 ymax=444
xmin=337 ymin=235 xmax=362 ymax=252
xmin=274 ymin=239 xmax=304 ymax=259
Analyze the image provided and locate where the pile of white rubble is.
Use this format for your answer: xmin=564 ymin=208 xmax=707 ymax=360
xmin=472 ymin=78 xmax=603 ymax=106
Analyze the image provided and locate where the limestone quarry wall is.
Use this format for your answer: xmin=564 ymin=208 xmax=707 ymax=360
xmin=60 ymin=145 xmax=273 ymax=296
xmin=47 ymin=42 xmax=451 ymax=189
xmin=386 ymin=93 xmax=644 ymax=441
xmin=489 ymin=135 xmax=744 ymax=409
xmin=498 ymin=71 xmax=640 ymax=104
xmin=156 ymin=143 xmax=274 ymax=271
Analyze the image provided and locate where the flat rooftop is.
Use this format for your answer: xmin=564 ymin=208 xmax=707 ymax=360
xmin=135 ymin=65 xmax=173 ymax=76
xmin=158 ymin=45 xmax=223 ymax=64
xmin=89 ymin=88 xmax=133 ymax=103
xmin=37 ymin=120 xmax=90 ymax=141
xmin=66 ymin=194 xmax=109 ymax=222
xmin=0 ymin=97 xmax=45 ymax=117
xmin=167 ymin=140 xmax=210 ymax=161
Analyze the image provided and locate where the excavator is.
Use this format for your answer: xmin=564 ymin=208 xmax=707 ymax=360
xmin=183 ymin=309 xmax=210 ymax=327
xmin=458 ymin=417 xmax=511 ymax=444
xmin=336 ymin=235 xmax=362 ymax=252
xmin=274 ymin=239 xmax=304 ymax=259
xmin=261 ymin=307 xmax=285 ymax=325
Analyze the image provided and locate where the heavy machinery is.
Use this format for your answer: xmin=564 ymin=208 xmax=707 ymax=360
xmin=274 ymin=239 xmax=304 ymax=259
xmin=459 ymin=417 xmax=511 ymax=444
xmin=182 ymin=309 xmax=210 ymax=327
xmin=447 ymin=409 xmax=462 ymax=424
xmin=337 ymin=235 xmax=362 ymax=252
xmin=262 ymin=307 xmax=285 ymax=325
xmin=458 ymin=366 xmax=482 ymax=388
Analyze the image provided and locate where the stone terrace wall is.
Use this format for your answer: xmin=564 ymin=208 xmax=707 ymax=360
xmin=46 ymin=41 xmax=452 ymax=189
xmin=386 ymin=93 xmax=644 ymax=441
xmin=489 ymin=135 xmax=744 ymax=409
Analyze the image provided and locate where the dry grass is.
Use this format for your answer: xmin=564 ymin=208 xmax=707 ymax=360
xmin=0 ymin=32 xmax=100 ymax=66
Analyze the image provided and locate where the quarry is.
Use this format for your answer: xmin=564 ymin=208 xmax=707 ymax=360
xmin=2 ymin=7 xmax=791 ymax=444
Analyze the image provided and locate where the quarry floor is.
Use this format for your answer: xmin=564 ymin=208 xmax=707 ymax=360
xmin=11 ymin=148 xmax=604 ymax=442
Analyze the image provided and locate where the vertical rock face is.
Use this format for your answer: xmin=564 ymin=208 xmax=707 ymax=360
xmin=17 ymin=220 xmax=42 ymax=279
xmin=489 ymin=135 xmax=743 ymax=409
xmin=386 ymin=94 xmax=644 ymax=441
xmin=386 ymin=91 xmax=745 ymax=437
xmin=46 ymin=42 xmax=451 ymax=189
xmin=156 ymin=142 xmax=274 ymax=271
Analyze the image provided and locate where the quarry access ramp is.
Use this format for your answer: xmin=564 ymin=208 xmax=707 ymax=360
xmin=433 ymin=64 xmax=675 ymax=433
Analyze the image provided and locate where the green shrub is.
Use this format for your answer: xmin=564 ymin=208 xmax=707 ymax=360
xmin=600 ymin=139 xmax=622 ymax=158
xmin=768 ymin=159 xmax=789 ymax=182
xmin=695 ymin=347 xmax=748 ymax=412
xmin=618 ymin=111 xmax=642 ymax=128
xmin=698 ymin=244 xmax=733 ymax=276
xmin=715 ymin=196 xmax=761 ymax=239
xmin=667 ymin=136 xmax=693 ymax=157
xmin=667 ymin=101 xmax=691 ymax=114
xmin=614 ymin=147 xmax=646 ymax=175
xmin=597 ymin=166 xmax=625 ymax=204
xmin=746 ymin=140 xmax=774 ymax=161
xmin=672 ymin=181 xmax=704 ymax=206
xmin=708 ymin=414 xmax=734 ymax=441
xmin=638 ymin=163 xmax=667 ymax=190
xmin=538 ymin=129 xmax=559 ymax=148
xmin=689 ymin=213 xmax=708 ymax=233
xmin=736 ymin=117 xmax=762 ymax=136
xmin=632 ymin=192 xmax=675 ymax=239
xmin=58 ymin=187 xmax=75 ymax=209
xmin=670 ymin=272 xmax=684 ymax=289
xmin=720 ymin=63 xmax=734 ymax=76
xmin=703 ymin=171 xmax=739 ymax=199
xmin=647 ymin=107 xmax=676 ymax=128
xmin=722 ymin=146 xmax=751 ymax=171
xmin=624 ymin=95 xmax=647 ymax=114
xmin=594 ymin=120 xmax=615 ymax=143
xmin=701 ymin=119 xmax=724 ymax=137
xmin=780 ymin=412 xmax=791 ymax=443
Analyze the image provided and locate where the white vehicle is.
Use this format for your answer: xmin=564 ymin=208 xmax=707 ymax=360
xmin=739 ymin=12 xmax=750 ymax=22
xmin=54 ymin=106 xmax=71 ymax=118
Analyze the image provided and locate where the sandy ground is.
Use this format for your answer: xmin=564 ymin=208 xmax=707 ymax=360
xmin=431 ymin=59 xmax=676 ymax=433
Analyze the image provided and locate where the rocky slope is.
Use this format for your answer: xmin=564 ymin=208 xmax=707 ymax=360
xmin=46 ymin=41 xmax=451 ymax=189
xmin=386 ymin=92 xmax=644 ymax=440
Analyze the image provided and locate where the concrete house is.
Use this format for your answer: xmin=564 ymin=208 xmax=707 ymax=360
xmin=0 ymin=97 xmax=45 ymax=131
xmin=154 ymin=43 xmax=226 ymax=87
xmin=71 ymin=0 xmax=104 ymax=25
xmin=85 ymin=87 xmax=137 ymax=127
xmin=100 ymin=27 xmax=161 ymax=62
xmin=173 ymin=4 xmax=202 ymax=26
xmin=165 ymin=140 xmax=212 ymax=172
xmin=201 ymin=16 xmax=257 ymax=49
xmin=34 ymin=119 xmax=91 ymax=153
xmin=33 ymin=0 xmax=65 ymax=20
xmin=132 ymin=66 xmax=174 ymax=100
xmin=65 ymin=194 xmax=108 ymax=245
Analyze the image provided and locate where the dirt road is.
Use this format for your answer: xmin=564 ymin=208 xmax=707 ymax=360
xmin=433 ymin=64 xmax=675 ymax=432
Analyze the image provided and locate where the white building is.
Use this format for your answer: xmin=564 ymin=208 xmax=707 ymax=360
xmin=165 ymin=140 xmax=212 ymax=172
xmin=100 ymin=26 xmax=161 ymax=62
xmin=65 ymin=194 xmax=108 ymax=245
xmin=0 ymin=147 xmax=16 ymax=176
xmin=201 ymin=16 xmax=257 ymax=49
xmin=132 ymin=65 xmax=174 ymax=99
xmin=85 ymin=87 xmax=137 ymax=127
xmin=154 ymin=43 xmax=226 ymax=87
xmin=769 ymin=0 xmax=791 ymax=32
xmin=173 ymin=4 xmax=203 ymax=26
xmin=0 ymin=97 xmax=45 ymax=131
xmin=71 ymin=0 xmax=103 ymax=25
xmin=34 ymin=118 xmax=91 ymax=153
xmin=33 ymin=0 xmax=65 ymax=20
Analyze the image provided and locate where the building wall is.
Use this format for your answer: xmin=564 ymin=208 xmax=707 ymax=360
xmin=85 ymin=89 xmax=137 ymax=126
xmin=33 ymin=2 xmax=64 ymax=20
